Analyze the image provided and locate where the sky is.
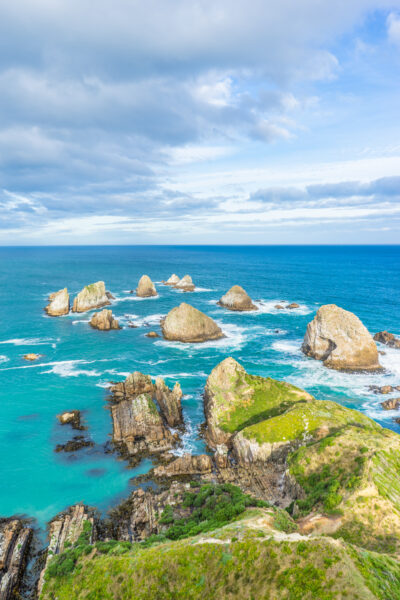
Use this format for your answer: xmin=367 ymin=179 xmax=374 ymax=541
xmin=0 ymin=0 xmax=400 ymax=245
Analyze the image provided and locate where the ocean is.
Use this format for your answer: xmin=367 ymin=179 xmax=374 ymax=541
xmin=0 ymin=245 xmax=399 ymax=530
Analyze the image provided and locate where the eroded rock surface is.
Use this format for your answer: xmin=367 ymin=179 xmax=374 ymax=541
xmin=89 ymin=309 xmax=120 ymax=330
xmin=161 ymin=303 xmax=224 ymax=343
xmin=72 ymin=281 xmax=110 ymax=313
xmin=136 ymin=275 xmax=157 ymax=298
xmin=0 ymin=518 xmax=32 ymax=600
xmin=45 ymin=288 xmax=70 ymax=316
xmin=218 ymin=285 xmax=257 ymax=311
xmin=302 ymin=304 xmax=381 ymax=371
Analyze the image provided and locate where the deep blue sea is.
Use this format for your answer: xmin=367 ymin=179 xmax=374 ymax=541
xmin=1 ymin=245 xmax=399 ymax=530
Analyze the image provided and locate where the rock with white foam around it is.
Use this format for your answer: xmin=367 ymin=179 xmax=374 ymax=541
xmin=136 ymin=275 xmax=157 ymax=297
xmin=161 ymin=303 xmax=224 ymax=343
xmin=174 ymin=275 xmax=195 ymax=291
xmin=218 ymin=285 xmax=257 ymax=311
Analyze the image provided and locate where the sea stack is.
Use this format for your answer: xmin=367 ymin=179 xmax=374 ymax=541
xmin=89 ymin=309 xmax=120 ymax=330
xmin=302 ymin=304 xmax=381 ymax=371
xmin=45 ymin=288 xmax=70 ymax=316
xmin=161 ymin=302 xmax=224 ymax=343
xmin=164 ymin=274 xmax=180 ymax=285
xmin=218 ymin=285 xmax=257 ymax=311
xmin=72 ymin=281 xmax=110 ymax=313
xmin=175 ymin=275 xmax=195 ymax=291
xmin=136 ymin=275 xmax=157 ymax=297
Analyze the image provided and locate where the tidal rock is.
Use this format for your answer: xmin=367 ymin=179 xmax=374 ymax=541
xmin=72 ymin=281 xmax=110 ymax=313
xmin=218 ymin=285 xmax=257 ymax=311
xmin=145 ymin=331 xmax=159 ymax=338
xmin=37 ymin=505 xmax=95 ymax=594
xmin=89 ymin=309 xmax=120 ymax=330
xmin=161 ymin=303 xmax=224 ymax=343
xmin=287 ymin=303 xmax=300 ymax=309
xmin=370 ymin=385 xmax=394 ymax=394
xmin=153 ymin=454 xmax=213 ymax=478
xmin=45 ymin=288 xmax=70 ymax=316
xmin=155 ymin=377 xmax=183 ymax=427
xmin=381 ymin=398 xmax=400 ymax=410
xmin=175 ymin=275 xmax=195 ymax=291
xmin=57 ymin=410 xmax=85 ymax=430
xmin=0 ymin=518 xmax=32 ymax=600
xmin=275 ymin=304 xmax=285 ymax=310
xmin=136 ymin=275 xmax=157 ymax=298
xmin=374 ymin=331 xmax=400 ymax=349
xmin=164 ymin=274 xmax=180 ymax=285
xmin=55 ymin=436 xmax=94 ymax=453
xmin=23 ymin=353 xmax=40 ymax=361
xmin=302 ymin=304 xmax=381 ymax=371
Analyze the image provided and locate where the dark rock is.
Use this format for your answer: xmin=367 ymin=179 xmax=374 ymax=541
xmin=55 ymin=436 xmax=94 ymax=453
xmin=374 ymin=331 xmax=400 ymax=349
xmin=57 ymin=410 xmax=86 ymax=430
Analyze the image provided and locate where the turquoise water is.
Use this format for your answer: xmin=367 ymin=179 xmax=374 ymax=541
xmin=1 ymin=245 xmax=399 ymax=528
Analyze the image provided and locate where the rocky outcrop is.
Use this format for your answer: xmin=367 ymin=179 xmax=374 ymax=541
xmin=287 ymin=302 xmax=300 ymax=309
xmin=72 ymin=281 xmax=110 ymax=313
xmin=89 ymin=309 xmax=120 ymax=330
xmin=136 ymin=275 xmax=157 ymax=298
xmin=174 ymin=275 xmax=195 ymax=291
xmin=275 ymin=302 xmax=300 ymax=310
xmin=164 ymin=274 xmax=180 ymax=285
xmin=57 ymin=410 xmax=85 ymax=430
xmin=55 ymin=436 xmax=94 ymax=453
xmin=145 ymin=331 xmax=159 ymax=338
xmin=37 ymin=505 xmax=95 ymax=594
xmin=374 ymin=331 xmax=400 ymax=349
xmin=381 ymin=398 xmax=400 ymax=410
xmin=23 ymin=353 xmax=40 ymax=361
xmin=45 ymin=288 xmax=70 ymax=316
xmin=161 ymin=303 xmax=224 ymax=343
xmin=155 ymin=377 xmax=183 ymax=427
xmin=110 ymin=372 xmax=154 ymax=401
xmin=217 ymin=285 xmax=257 ymax=311
xmin=0 ymin=518 xmax=32 ymax=600
xmin=153 ymin=454 xmax=213 ymax=478
xmin=302 ymin=304 xmax=381 ymax=371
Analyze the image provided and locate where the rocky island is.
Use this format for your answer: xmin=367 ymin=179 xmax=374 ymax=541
xmin=89 ymin=309 xmax=120 ymax=330
xmin=218 ymin=284 xmax=257 ymax=311
xmin=161 ymin=302 xmax=224 ymax=342
xmin=136 ymin=275 xmax=157 ymax=297
xmin=72 ymin=281 xmax=110 ymax=313
xmin=44 ymin=288 xmax=70 ymax=316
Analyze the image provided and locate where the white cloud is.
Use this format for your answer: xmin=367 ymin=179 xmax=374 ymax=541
xmin=387 ymin=12 xmax=400 ymax=45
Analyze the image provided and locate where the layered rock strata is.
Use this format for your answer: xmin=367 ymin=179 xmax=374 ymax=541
xmin=0 ymin=518 xmax=32 ymax=600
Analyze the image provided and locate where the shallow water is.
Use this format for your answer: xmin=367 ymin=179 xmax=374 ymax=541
xmin=0 ymin=245 xmax=399 ymax=528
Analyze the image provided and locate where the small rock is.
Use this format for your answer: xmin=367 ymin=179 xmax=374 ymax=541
xmin=287 ymin=302 xmax=300 ymax=309
xmin=275 ymin=304 xmax=285 ymax=310
xmin=218 ymin=285 xmax=257 ymax=311
xmin=55 ymin=436 xmax=94 ymax=452
xmin=374 ymin=331 xmax=400 ymax=349
xmin=369 ymin=385 xmax=393 ymax=394
xmin=174 ymin=275 xmax=195 ymax=291
xmin=57 ymin=410 xmax=85 ymax=430
xmin=164 ymin=274 xmax=180 ymax=285
xmin=106 ymin=291 xmax=115 ymax=300
xmin=23 ymin=353 xmax=40 ymax=361
xmin=136 ymin=275 xmax=157 ymax=298
xmin=90 ymin=309 xmax=120 ymax=330
xmin=381 ymin=398 xmax=400 ymax=410
xmin=145 ymin=331 xmax=159 ymax=338
xmin=127 ymin=321 xmax=138 ymax=328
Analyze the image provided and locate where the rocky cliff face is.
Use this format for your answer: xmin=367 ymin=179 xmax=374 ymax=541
xmin=89 ymin=309 xmax=120 ymax=330
xmin=155 ymin=377 xmax=183 ymax=427
xmin=302 ymin=304 xmax=381 ymax=371
xmin=136 ymin=275 xmax=157 ymax=297
xmin=218 ymin=285 xmax=257 ymax=311
xmin=161 ymin=302 xmax=224 ymax=343
xmin=72 ymin=281 xmax=110 ymax=313
xmin=0 ymin=518 xmax=32 ymax=600
xmin=45 ymin=288 xmax=70 ymax=316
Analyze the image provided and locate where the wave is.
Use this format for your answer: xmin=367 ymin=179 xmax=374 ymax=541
xmin=120 ymin=313 xmax=164 ymax=327
xmin=113 ymin=294 xmax=159 ymax=303
xmin=40 ymin=360 xmax=101 ymax=378
xmin=253 ymin=300 xmax=314 ymax=316
xmin=271 ymin=339 xmax=302 ymax=355
xmin=0 ymin=355 xmax=9 ymax=363
xmin=0 ymin=337 xmax=58 ymax=346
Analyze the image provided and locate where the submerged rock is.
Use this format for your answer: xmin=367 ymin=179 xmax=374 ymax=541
xmin=136 ymin=275 xmax=157 ymax=298
xmin=57 ymin=410 xmax=85 ymax=430
xmin=72 ymin=281 xmax=110 ymax=313
xmin=155 ymin=377 xmax=183 ymax=427
xmin=174 ymin=275 xmax=195 ymax=291
xmin=218 ymin=285 xmax=257 ymax=311
xmin=45 ymin=288 xmax=70 ymax=316
xmin=0 ymin=518 xmax=32 ymax=600
xmin=89 ymin=309 xmax=120 ymax=330
xmin=164 ymin=274 xmax=180 ymax=285
xmin=153 ymin=454 xmax=213 ymax=478
xmin=23 ymin=353 xmax=40 ymax=361
xmin=302 ymin=304 xmax=381 ymax=371
xmin=161 ymin=302 xmax=224 ymax=343
xmin=55 ymin=436 xmax=94 ymax=453
xmin=374 ymin=330 xmax=400 ymax=349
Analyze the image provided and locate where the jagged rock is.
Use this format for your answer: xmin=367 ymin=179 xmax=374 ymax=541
xmin=145 ymin=331 xmax=159 ymax=338
xmin=174 ymin=275 xmax=195 ymax=291
xmin=218 ymin=285 xmax=257 ymax=311
xmin=37 ymin=505 xmax=95 ymax=594
xmin=106 ymin=291 xmax=115 ymax=300
xmin=45 ymin=288 xmax=70 ymax=316
xmin=55 ymin=436 xmax=94 ymax=452
xmin=302 ymin=304 xmax=381 ymax=371
xmin=110 ymin=372 xmax=154 ymax=401
xmin=72 ymin=281 xmax=110 ymax=313
xmin=374 ymin=331 xmax=400 ymax=349
xmin=89 ymin=309 xmax=120 ymax=330
xmin=57 ymin=410 xmax=85 ymax=430
xmin=0 ymin=518 xmax=32 ymax=600
xmin=136 ymin=275 xmax=157 ymax=298
xmin=155 ymin=377 xmax=183 ymax=427
xmin=153 ymin=454 xmax=213 ymax=478
xmin=23 ymin=353 xmax=40 ymax=361
xmin=381 ymin=398 xmax=400 ymax=410
xmin=164 ymin=274 xmax=180 ymax=285
xmin=161 ymin=303 xmax=224 ymax=343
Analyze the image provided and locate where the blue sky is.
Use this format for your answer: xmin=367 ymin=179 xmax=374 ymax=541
xmin=0 ymin=0 xmax=400 ymax=244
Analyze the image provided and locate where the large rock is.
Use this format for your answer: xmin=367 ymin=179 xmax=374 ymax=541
xmin=0 ymin=518 xmax=32 ymax=600
xmin=45 ymin=288 xmax=70 ymax=316
xmin=218 ymin=285 xmax=257 ymax=311
xmin=164 ymin=274 xmax=180 ymax=286
xmin=72 ymin=281 xmax=110 ymax=313
xmin=89 ymin=309 xmax=120 ymax=330
xmin=302 ymin=304 xmax=381 ymax=371
xmin=374 ymin=331 xmax=400 ymax=349
xmin=136 ymin=275 xmax=157 ymax=298
xmin=155 ymin=377 xmax=183 ymax=427
xmin=161 ymin=303 xmax=224 ymax=343
xmin=175 ymin=275 xmax=195 ymax=291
